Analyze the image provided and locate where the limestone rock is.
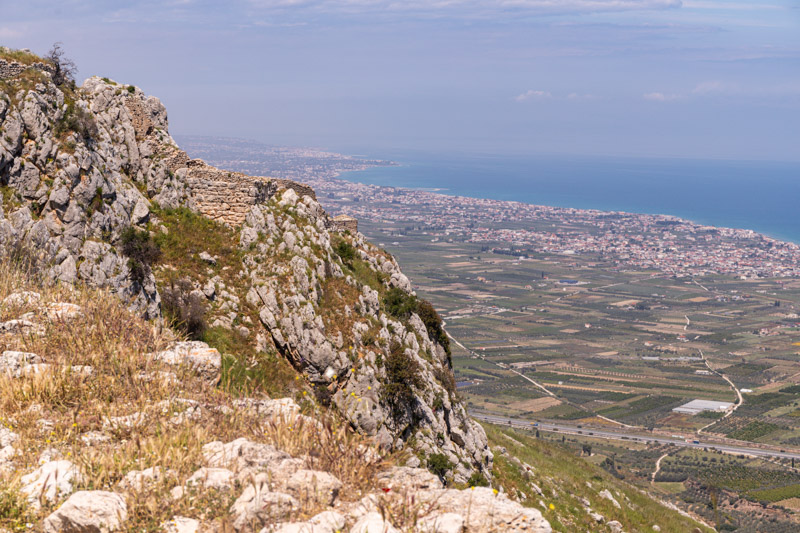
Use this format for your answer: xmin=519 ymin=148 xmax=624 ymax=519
xmin=608 ymin=520 xmax=624 ymax=533
xmin=46 ymin=302 xmax=83 ymax=321
xmin=20 ymin=459 xmax=82 ymax=507
xmin=153 ymin=341 xmax=221 ymax=383
xmin=285 ymin=469 xmax=342 ymax=506
xmin=43 ymin=490 xmax=127 ymax=533
xmin=1 ymin=290 xmax=41 ymax=307
xmin=118 ymin=466 xmax=168 ymax=492
xmin=0 ymin=427 xmax=18 ymax=447
xmin=186 ymin=467 xmax=236 ymax=491
xmin=0 ymin=350 xmax=42 ymax=377
xmin=161 ymin=516 xmax=200 ymax=533
xmin=413 ymin=487 xmax=551 ymax=533
xmin=417 ymin=513 xmax=465 ymax=533
xmin=230 ymin=482 xmax=299 ymax=532
xmin=599 ymin=489 xmax=622 ymax=509
xmin=350 ymin=512 xmax=400 ymax=533
xmin=308 ymin=511 xmax=346 ymax=532
xmin=376 ymin=467 xmax=443 ymax=492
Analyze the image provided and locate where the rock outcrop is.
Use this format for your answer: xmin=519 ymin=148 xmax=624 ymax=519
xmin=0 ymin=52 xmax=490 ymax=481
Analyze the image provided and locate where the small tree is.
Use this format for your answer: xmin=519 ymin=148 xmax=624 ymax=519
xmin=45 ymin=42 xmax=77 ymax=87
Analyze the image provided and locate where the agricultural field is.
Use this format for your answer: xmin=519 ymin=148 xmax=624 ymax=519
xmin=358 ymin=218 xmax=800 ymax=450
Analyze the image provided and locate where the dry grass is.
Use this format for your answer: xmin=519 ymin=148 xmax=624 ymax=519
xmin=0 ymin=49 xmax=46 ymax=66
xmin=0 ymin=257 xmax=389 ymax=531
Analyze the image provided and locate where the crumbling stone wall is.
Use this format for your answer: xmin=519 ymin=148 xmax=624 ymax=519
xmin=333 ymin=214 xmax=358 ymax=233
xmin=0 ymin=59 xmax=54 ymax=80
xmin=181 ymin=160 xmax=277 ymax=227
xmin=275 ymin=179 xmax=316 ymax=201
xmin=161 ymin=158 xmax=316 ymax=227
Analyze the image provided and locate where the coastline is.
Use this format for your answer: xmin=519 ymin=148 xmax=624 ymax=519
xmin=334 ymin=153 xmax=800 ymax=246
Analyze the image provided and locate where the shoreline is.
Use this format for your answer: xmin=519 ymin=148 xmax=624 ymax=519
xmin=334 ymin=162 xmax=800 ymax=247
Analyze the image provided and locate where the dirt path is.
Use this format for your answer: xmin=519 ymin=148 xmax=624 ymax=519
xmin=651 ymin=452 xmax=670 ymax=484
xmin=697 ymin=349 xmax=743 ymax=435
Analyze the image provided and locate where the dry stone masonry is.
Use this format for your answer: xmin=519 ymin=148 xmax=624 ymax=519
xmin=0 ymin=58 xmax=54 ymax=80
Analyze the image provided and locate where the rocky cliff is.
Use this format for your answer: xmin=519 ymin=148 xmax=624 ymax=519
xmin=0 ymin=52 xmax=490 ymax=483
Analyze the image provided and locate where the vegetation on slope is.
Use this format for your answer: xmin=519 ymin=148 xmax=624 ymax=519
xmin=0 ymin=255 xmax=386 ymax=531
xmin=482 ymin=423 xmax=714 ymax=533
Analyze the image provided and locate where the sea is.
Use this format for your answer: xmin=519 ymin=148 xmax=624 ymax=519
xmin=338 ymin=151 xmax=800 ymax=245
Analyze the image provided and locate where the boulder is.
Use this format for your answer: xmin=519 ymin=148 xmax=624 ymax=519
xmin=42 ymin=490 xmax=127 ymax=533
xmin=0 ymin=350 xmax=42 ymax=377
xmin=153 ymin=341 xmax=221 ymax=383
xmin=350 ymin=512 xmax=399 ymax=533
xmin=117 ymin=466 xmax=168 ymax=492
xmin=417 ymin=513 xmax=464 ymax=533
xmin=230 ymin=482 xmax=299 ymax=532
xmin=376 ymin=467 xmax=443 ymax=492
xmin=285 ymin=469 xmax=342 ymax=506
xmin=20 ymin=459 xmax=82 ymax=507
xmin=161 ymin=516 xmax=200 ymax=533
xmin=186 ymin=467 xmax=236 ymax=491
xmin=599 ymin=489 xmax=622 ymax=509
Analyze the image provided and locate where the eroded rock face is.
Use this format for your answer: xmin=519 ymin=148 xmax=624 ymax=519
xmin=1 ymin=68 xmax=491 ymax=482
xmin=240 ymin=191 xmax=492 ymax=481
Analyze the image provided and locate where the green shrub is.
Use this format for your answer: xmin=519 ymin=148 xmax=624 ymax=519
xmin=382 ymin=341 xmax=422 ymax=415
xmin=427 ymin=453 xmax=453 ymax=480
xmin=335 ymin=240 xmax=356 ymax=264
xmin=120 ymin=227 xmax=161 ymax=284
xmin=467 ymin=471 xmax=490 ymax=487
xmin=416 ymin=299 xmax=451 ymax=358
xmin=383 ymin=287 xmax=417 ymax=319
xmin=54 ymin=100 xmax=98 ymax=141
xmin=384 ymin=288 xmax=451 ymax=357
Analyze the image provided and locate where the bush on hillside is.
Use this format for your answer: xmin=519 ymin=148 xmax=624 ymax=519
xmin=120 ymin=227 xmax=161 ymax=284
xmin=427 ymin=453 xmax=453 ymax=480
xmin=334 ymin=240 xmax=357 ymax=265
xmin=382 ymin=341 xmax=423 ymax=416
xmin=160 ymin=278 xmax=207 ymax=339
xmin=384 ymin=288 xmax=451 ymax=357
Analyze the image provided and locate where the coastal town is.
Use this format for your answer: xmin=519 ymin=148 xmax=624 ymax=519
xmin=183 ymin=136 xmax=800 ymax=279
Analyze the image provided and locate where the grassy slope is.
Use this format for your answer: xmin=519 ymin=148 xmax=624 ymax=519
xmin=483 ymin=423 xmax=714 ymax=532
xmin=0 ymin=257 xmax=385 ymax=531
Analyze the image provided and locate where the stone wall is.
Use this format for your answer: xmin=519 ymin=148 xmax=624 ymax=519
xmin=333 ymin=214 xmax=358 ymax=233
xmin=162 ymin=157 xmax=318 ymax=227
xmin=275 ymin=179 xmax=316 ymax=201
xmin=0 ymin=59 xmax=54 ymax=80
xmin=181 ymin=160 xmax=278 ymax=227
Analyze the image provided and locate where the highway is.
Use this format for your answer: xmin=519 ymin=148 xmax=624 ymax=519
xmin=471 ymin=411 xmax=800 ymax=461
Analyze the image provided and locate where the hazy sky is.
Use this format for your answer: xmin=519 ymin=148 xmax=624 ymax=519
xmin=1 ymin=1 xmax=798 ymax=160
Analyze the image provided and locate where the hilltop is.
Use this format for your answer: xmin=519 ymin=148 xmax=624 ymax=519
xmin=0 ymin=47 xmax=711 ymax=532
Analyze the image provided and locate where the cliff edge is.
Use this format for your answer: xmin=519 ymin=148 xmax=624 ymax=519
xmin=0 ymin=51 xmax=490 ymax=483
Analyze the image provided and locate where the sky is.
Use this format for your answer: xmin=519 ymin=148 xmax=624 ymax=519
xmin=1 ymin=0 xmax=798 ymax=160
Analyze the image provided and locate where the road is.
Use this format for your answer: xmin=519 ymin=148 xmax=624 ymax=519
xmin=471 ymin=411 xmax=800 ymax=461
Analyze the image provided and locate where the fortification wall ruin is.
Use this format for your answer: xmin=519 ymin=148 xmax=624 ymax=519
xmin=182 ymin=160 xmax=277 ymax=226
xmin=0 ymin=58 xmax=54 ymax=80
xmin=164 ymin=155 xmax=318 ymax=227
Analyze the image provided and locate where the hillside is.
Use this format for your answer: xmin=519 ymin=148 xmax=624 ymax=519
xmin=1 ymin=47 xmax=711 ymax=532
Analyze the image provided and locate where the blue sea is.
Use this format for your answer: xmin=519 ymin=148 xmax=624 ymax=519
xmin=338 ymin=151 xmax=800 ymax=244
